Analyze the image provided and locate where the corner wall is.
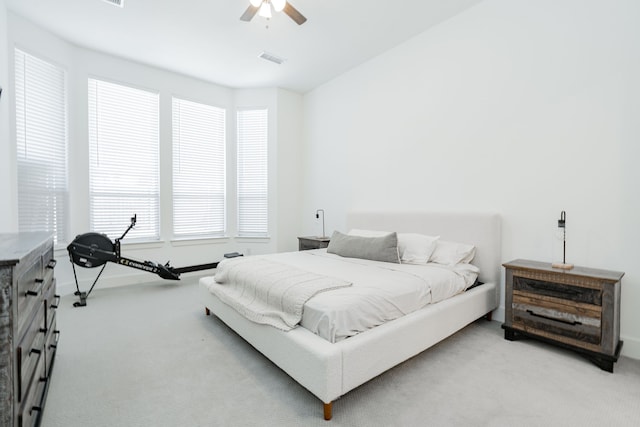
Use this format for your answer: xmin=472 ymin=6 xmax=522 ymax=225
xmin=0 ymin=0 xmax=14 ymax=233
xmin=302 ymin=0 xmax=640 ymax=358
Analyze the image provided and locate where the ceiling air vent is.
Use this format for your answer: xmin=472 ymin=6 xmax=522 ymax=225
xmin=102 ymin=0 xmax=124 ymax=7
xmin=259 ymin=51 xmax=286 ymax=65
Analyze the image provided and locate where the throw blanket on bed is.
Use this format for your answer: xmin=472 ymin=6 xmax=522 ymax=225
xmin=212 ymin=257 xmax=352 ymax=331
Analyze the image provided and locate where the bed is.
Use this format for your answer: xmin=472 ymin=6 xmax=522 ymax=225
xmin=199 ymin=212 xmax=501 ymax=420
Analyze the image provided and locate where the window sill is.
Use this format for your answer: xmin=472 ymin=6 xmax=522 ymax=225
xmin=121 ymin=240 xmax=165 ymax=250
xmin=234 ymin=236 xmax=271 ymax=243
xmin=171 ymin=236 xmax=230 ymax=247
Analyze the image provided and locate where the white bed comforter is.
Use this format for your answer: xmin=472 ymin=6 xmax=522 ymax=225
xmin=211 ymin=257 xmax=352 ymax=331
xmin=203 ymin=249 xmax=478 ymax=343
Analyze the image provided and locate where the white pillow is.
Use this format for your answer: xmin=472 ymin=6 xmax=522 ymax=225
xmin=430 ymin=240 xmax=476 ymax=265
xmin=397 ymin=233 xmax=440 ymax=265
xmin=348 ymin=229 xmax=439 ymax=264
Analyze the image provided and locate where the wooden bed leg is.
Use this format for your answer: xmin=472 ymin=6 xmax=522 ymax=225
xmin=485 ymin=311 xmax=492 ymax=321
xmin=205 ymin=307 xmax=210 ymax=316
xmin=323 ymin=402 xmax=332 ymax=420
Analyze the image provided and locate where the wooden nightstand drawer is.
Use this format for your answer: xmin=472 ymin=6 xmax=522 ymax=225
xmin=502 ymin=259 xmax=624 ymax=372
xmin=513 ymin=274 xmax=602 ymax=305
xmin=512 ymin=294 xmax=601 ymax=346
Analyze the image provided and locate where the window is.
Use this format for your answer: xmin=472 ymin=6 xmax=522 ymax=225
xmin=15 ymin=49 xmax=68 ymax=244
xmin=88 ymin=78 xmax=160 ymax=241
xmin=236 ymin=108 xmax=268 ymax=237
xmin=172 ymin=97 xmax=226 ymax=237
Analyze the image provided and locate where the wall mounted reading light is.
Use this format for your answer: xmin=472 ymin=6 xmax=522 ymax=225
xmin=315 ymin=209 xmax=326 ymax=239
xmin=552 ymin=210 xmax=574 ymax=270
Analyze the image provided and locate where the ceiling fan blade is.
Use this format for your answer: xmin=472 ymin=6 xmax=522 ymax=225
xmin=240 ymin=5 xmax=259 ymax=22
xmin=283 ymin=2 xmax=307 ymax=25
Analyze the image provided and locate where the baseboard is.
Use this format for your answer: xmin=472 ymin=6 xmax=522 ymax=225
xmin=491 ymin=306 xmax=505 ymax=323
xmin=620 ymin=335 xmax=640 ymax=360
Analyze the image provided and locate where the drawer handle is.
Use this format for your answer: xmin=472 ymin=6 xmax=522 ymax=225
xmin=526 ymin=309 xmax=582 ymax=326
xmin=40 ymin=327 xmax=47 ymax=333
xmin=51 ymin=294 xmax=61 ymax=309
xmin=31 ymin=405 xmax=42 ymax=414
xmin=25 ymin=290 xmax=39 ymax=297
xmin=49 ymin=344 xmax=57 ymax=350
xmin=35 ymin=278 xmax=44 ymax=283
xmin=29 ymin=348 xmax=42 ymax=356
xmin=46 ymin=259 xmax=57 ymax=269
xmin=54 ymin=330 xmax=60 ymax=336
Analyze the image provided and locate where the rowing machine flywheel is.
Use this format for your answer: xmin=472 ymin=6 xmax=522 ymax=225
xmin=68 ymin=232 xmax=114 ymax=268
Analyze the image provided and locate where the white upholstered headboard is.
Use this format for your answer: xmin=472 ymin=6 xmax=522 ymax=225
xmin=346 ymin=212 xmax=502 ymax=285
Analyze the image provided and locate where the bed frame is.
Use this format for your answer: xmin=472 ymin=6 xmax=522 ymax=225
xmin=200 ymin=212 xmax=501 ymax=420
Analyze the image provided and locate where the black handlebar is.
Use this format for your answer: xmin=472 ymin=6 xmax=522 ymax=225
xmin=117 ymin=214 xmax=137 ymax=242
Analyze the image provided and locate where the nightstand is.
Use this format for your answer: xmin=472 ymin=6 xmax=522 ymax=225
xmin=297 ymin=236 xmax=330 ymax=251
xmin=502 ymin=259 xmax=624 ymax=372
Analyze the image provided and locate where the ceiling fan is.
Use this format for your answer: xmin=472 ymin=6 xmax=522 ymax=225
xmin=240 ymin=0 xmax=307 ymax=25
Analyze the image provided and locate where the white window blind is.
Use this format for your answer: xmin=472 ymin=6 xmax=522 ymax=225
xmin=237 ymin=108 xmax=268 ymax=237
xmin=172 ymin=97 xmax=226 ymax=237
xmin=88 ymin=78 xmax=160 ymax=241
xmin=15 ymin=49 xmax=68 ymax=245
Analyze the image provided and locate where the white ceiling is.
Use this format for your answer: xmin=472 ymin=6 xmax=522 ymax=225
xmin=5 ymin=0 xmax=484 ymax=93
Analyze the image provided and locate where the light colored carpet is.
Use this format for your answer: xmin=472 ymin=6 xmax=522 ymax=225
xmin=42 ymin=277 xmax=640 ymax=427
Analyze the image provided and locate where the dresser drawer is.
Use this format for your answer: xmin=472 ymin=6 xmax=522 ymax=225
xmin=17 ymin=355 xmax=46 ymax=427
xmin=41 ymin=262 xmax=55 ymax=296
xmin=17 ymin=257 xmax=45 ymax=339
xmin=44 ymin=278 xmax=59 ymax=331
xmin=42 ymin=246 xmax=55 ymax=272
xmin=45 ymin=314 xmax=59 ymax=377
xmin=16 ymin=307 xmax=46 ymax=402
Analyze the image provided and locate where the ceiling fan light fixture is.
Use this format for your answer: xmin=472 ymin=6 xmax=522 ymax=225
xmin=272 ymin=0 xmax=286 ymax=12
xmin=249 ymin=0 xmax=262 ymax=7
xmin=258 ymin=2 xmax=272 ymax=18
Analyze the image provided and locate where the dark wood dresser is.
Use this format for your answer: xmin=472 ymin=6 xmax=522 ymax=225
xmin=0 ymin=233 xmax=60 ymax=426
xmin=502 ymin=259 xmax=623 ymax=372
xmin=297 ymin=236 xmax=330 ymax=251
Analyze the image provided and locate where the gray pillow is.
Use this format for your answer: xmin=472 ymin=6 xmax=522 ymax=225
xmin=327 ymin=231 xmax=400 ymax=263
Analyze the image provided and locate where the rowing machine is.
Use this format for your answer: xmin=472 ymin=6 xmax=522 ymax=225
xmin=67 ymin=215 xmax=236 ymax=307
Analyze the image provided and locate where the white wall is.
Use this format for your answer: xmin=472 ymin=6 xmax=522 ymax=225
xmin=0 ymin=0 xmax=13 ymax=233
xmin=275 ymin=88 xmax=304 ymax=252
xmin=302 ymin=0 xmax=640 ymax=358
xmin=5 ymin=13 xmax=303 ymax=295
